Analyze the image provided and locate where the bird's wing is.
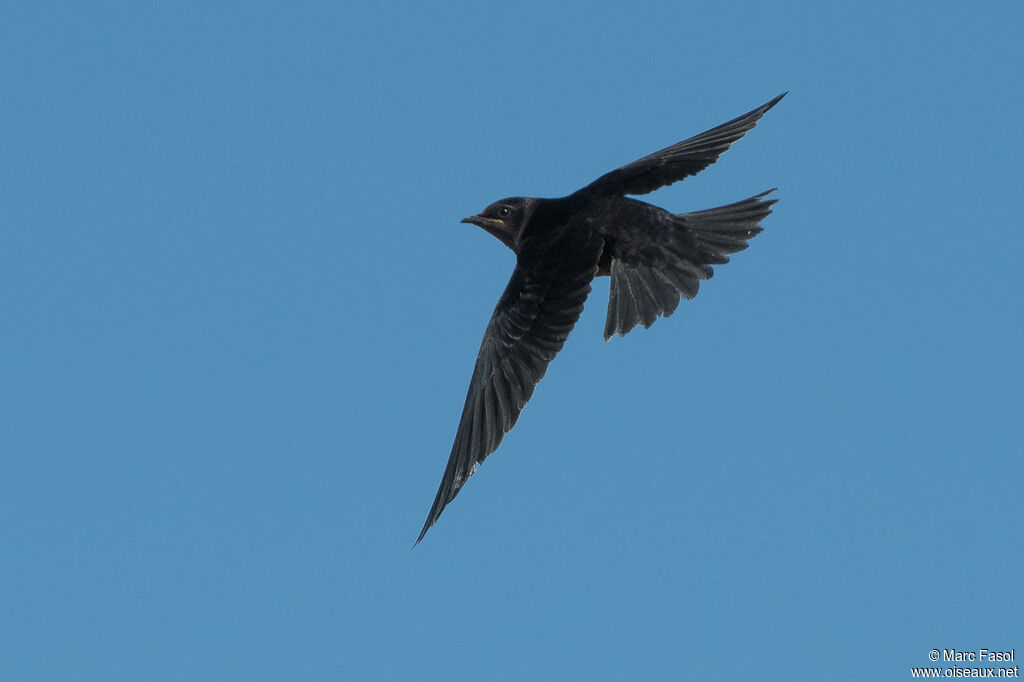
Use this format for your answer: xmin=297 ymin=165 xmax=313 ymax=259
xmin=417 ymin=234 xmax=603 ymax=542
xmin=580 ymin=93 xmax=786 ymax=197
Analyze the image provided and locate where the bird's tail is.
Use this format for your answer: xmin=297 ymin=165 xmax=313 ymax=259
xmin=681 ymin=188 xmax=776 ymax=260
xmin=603 ymin=190 xmax=775 ymax=340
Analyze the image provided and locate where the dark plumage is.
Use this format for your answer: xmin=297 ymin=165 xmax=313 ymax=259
xmin=418 ymin=93 xmax=786 ymax=542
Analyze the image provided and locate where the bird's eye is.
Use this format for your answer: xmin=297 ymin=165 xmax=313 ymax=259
xmin=497 ymin=205 xmax=511 ymax=218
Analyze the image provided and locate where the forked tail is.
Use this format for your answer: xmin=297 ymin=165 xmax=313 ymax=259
xmin=604 ymin=190 xmax=776 ymax=340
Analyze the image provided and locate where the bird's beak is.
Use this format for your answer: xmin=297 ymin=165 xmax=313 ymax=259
xmin=460 ymin=214 xmax=517 ymax=250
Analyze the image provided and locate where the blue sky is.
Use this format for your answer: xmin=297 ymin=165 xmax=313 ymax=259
xmin=2 ymin=2 xmax=1021 ymax=680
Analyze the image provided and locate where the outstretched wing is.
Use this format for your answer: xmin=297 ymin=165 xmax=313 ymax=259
xmin=580 ymin=93 xmax=786 ymax=197
xmin=417 ymin=235 xmax=603 ymax=542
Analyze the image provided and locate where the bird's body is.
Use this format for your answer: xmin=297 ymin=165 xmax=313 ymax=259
xmin=418 ymin=93 xmax=786 ymax=542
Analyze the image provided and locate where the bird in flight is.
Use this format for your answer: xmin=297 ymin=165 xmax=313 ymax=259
xmin=418 ymin=93 xmax=786 ymax=542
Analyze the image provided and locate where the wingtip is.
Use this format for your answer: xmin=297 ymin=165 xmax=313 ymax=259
xmin=415 ymin=517 xmax=433 ymax=545
xmin=763 ymin=92 xmax=788 ymax=111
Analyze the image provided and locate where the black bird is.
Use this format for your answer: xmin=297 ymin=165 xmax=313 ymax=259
xmin=418 ymin=93 xmax=785 ymax=542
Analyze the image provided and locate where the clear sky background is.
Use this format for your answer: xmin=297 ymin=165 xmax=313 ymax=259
xmin=3 ymin=2 xmax=1021 ymax=680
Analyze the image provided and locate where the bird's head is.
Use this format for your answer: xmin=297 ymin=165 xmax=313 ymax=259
xmin=461 ymin=197 xmax=536 ymax=251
